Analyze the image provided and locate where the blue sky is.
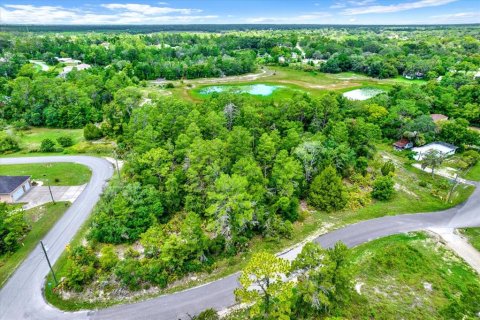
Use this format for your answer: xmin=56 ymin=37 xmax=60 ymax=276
xmin=1 ymin=0 xmax=479 ymax=24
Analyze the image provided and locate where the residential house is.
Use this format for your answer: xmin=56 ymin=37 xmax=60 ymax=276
xmin=0 ymin=176 xmax=31 ymax=203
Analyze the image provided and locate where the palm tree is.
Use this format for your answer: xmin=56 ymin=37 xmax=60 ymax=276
xmin=421 ymin=149 xmax=445 ymax=178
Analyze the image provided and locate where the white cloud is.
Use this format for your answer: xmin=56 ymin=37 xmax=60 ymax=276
xmin=430 ymin=12 xmax=480 ymax=23
xmin=342 ymin=0 xmax=458 ymax=15
xmin=101 ymin=3 xmax=201 ymax=15
xmin=0 ymin=3 xmax=217 ymax=24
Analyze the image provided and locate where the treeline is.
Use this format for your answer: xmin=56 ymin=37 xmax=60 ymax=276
xmin=0 ymin=32 xmax=256 ymax=81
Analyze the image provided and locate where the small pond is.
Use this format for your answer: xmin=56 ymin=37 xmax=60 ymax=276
xmin=199 ymin=84 xmax=282 ymax=96
xmin=342 ymin=88 xmax=385 ymax=101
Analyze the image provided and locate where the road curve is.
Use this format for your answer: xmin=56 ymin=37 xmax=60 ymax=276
xmin=0 ymin=156 xmax=479 ymax=320
xmin=0 ymin=156 xmax=114 ymax=320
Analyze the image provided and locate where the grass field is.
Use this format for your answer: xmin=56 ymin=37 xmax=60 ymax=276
xmin=465 ymin=161 xmax=480 ymax=181
xmin=14 ymin=128 xmax=84 ymax=151
xmin=461 ymin=228 xmax=480 ymax=252
xmin=148 ymin=66 xmax=422 ymax=102
xmin=0 ymin=163 xmax=91 ymax=185
xmin=0 ymin=202 xmax=70 ymax=287
xmin=347 ymin=232 xmax=480 ymax=319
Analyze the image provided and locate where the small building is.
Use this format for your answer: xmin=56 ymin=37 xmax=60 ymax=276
xmin=430 ymin=114 xmax=448 ymax=122
xmin=393 ymin=138 xmax=413 ymax=150
xmin=0 ymin=176 xmax=31 ymax=203
xmin=278 ymin=56 xmax=286 ymax=64
xmin=412 ymin=142 xmax=457 ymax=161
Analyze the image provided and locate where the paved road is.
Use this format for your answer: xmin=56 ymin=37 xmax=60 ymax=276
xmin=0 ymin=156 xmax=114 ymax=320
xmin=0 ymin=156 xmax=479 ymax=320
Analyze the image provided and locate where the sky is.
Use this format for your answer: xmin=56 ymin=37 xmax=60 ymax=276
xmin=0 ymin=0 xmax=479 ymax=25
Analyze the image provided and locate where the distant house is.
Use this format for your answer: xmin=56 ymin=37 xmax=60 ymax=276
xmin=411 ymin=142 xmax=457 ymax=161
xmin=393 ymin=138 xmax=413 ymax=150
xmin=278 ymin=56 xmax=286 ymax=64
xmin=430 ymin=114 xmax=449 ymax=122
xmin=0 ymin=176 xmax=31 ymax=203
xmin=474 ymin=71 xmax=480 ymax=79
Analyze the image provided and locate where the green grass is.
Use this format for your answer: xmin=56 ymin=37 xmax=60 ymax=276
xmin=153 ymin=66 xmax=423 ymax=102
xmin=0 ymin=202 xmax=70 ymax=287
xmin=465 ymin=162 xmax=480 ymax=181
xmin=461 ymin=228 xmax=480 ymax=252
xmin=347 ymin=232 xmax=480 ymax=319
xmin=14 ymin=128 xmax=84 ymax=151
xmin=0 ymin=163 xmax=91 ymax=186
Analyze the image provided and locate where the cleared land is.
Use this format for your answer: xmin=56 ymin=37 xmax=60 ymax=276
xmin=0 ymin=163 xmax=91 ymax=186
xmin=14 ymin=127 xmax=84 ymax=151
xmin=147 ymin=67 xmax=424 ymax=102
xmin=0 ymin=202 xmax=70 ymax=287
xmin=347 ymin=232 xmax=480 ymax=319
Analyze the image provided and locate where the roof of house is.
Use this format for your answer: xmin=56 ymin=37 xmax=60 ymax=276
xmin=0 ymin=176 xmax=30 ymax=194
xmin=430 ymin=114 xmax=448 ymax=121
xmin=393 ymin=138 xmax=411 ymax=148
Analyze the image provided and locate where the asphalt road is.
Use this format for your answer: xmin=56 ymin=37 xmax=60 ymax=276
xmin=0 ymin=156 xmax=479 ymax=320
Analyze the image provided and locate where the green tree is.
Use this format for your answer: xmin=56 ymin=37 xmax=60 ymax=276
xmin=0 ymin=204 xmax=29 ymax=254
xmin=309 ymin=166 xmax=347 ymax=212
xmin=206 ymin=174 xmax=254 ymax=247
xmin=235 ymin=252 xmax=292 ymax=319
xmin=421 ymin=149 xmax=445 ymax=178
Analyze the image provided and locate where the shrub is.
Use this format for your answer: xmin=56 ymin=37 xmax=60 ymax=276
xmin=164 ymin=82 xmax=174 ymax=88
xmin=0 ymin=134 xmax=20 ymax=154
xmin=193 ymin=309 xmax=219 ymax=320
xmin=99 ymin=245 xmax=119 ymax=271
xmin=381 ymin=160 xmax=396 ymax=176
xmin=83 ymin=123 xmax=103 ymax=141
xmin=372 ymin=176 xmax=395 ymax=200
xmin=57 ymin=136 xmax=73 ymax=147
xmin=40 ymin=138 xmax=56 ymax=152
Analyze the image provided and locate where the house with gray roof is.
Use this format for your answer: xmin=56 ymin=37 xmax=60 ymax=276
xmin=0 ymin=176 xmax=31 ymax=203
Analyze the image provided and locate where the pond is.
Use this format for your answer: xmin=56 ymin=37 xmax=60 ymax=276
xmin=342 ymin=88 xmax=385 ymax=101
xmin=199 ymin=84 xmax=282 ymax=96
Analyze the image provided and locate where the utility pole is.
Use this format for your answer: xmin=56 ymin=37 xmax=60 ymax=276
xmin=43 ymin=174 xmax=55 ymax=204
xmin=40 ymin=241 xmax=58 ymax=286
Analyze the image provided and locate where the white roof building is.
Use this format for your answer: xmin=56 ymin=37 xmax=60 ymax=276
xmin=412 ymin=142 xmax=458 ymax=161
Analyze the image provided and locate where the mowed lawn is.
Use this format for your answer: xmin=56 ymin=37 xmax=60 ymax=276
xmin=0 ymin=163 xmax=91 ymax=186
xmin=465 ymin=161 xmax=480 ymax=181
xmin=0 ymin=202 xmax=70 ymax=287
xmin=14 ymin=128 xmax=84 ymax=151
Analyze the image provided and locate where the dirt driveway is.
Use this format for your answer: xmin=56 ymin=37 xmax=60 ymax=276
xmin=17 ymin=185 xmax=86 ymax=209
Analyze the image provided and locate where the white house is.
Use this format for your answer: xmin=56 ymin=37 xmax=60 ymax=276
xmin=412 ymin=142 xmax=458 ymax=161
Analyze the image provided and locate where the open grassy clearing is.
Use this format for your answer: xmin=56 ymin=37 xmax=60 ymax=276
xmin=464 ymin=161 xmax=480 ymax=181
xmin=13 ymin=127 xmax=84 ymax=151
xmin=45 ymin=148 xmax=475 ymax=311
xmin=0 ymin=163 xmax=91 ymax=186
xmin=146 ymin=66 xmax=423 ymax=102
xmin=461 ymin=228 xmax=480 ymax=252
xmin=347 ymin=232 xmax=480 ymax=319
xmin=0 ymin=202 xmax=70 ymax=287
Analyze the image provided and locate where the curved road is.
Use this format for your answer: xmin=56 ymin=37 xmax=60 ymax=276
xmin=0 ymin=156 xmax=479 ymax=320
